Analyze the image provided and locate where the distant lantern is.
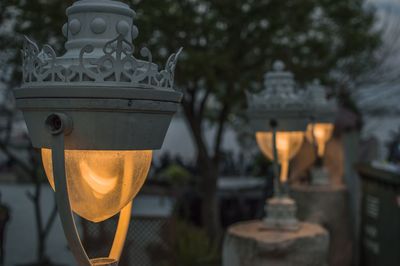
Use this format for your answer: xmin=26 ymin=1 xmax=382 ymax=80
xmin=305 ymin=80 xmax=337 ymax=185
xmin=246 ymin=61 xmax=310 ymax=231
xmin=15 ymin=1 xmax=182 ymax=265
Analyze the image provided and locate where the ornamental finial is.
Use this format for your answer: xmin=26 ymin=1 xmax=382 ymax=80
xmin=273 ymin=60 xmax=285 ymax=71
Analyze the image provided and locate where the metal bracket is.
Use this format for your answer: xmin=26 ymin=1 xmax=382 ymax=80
xmin=270 ymin=119 xmax=281 ymax=198
xmin=47 ymin=113 xmax=132 ymax=266
xmin=264 ymin=119 xmax=300 ymax=231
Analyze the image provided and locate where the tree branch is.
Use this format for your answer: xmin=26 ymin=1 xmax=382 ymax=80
xmin=198 ymin=88 xmax=211 ymax=120
xmin=0 ymin=141 xmax=33 ymax=174
xmin=182 ymin=93 xmax=211 ymax=165
xmin=213 ymin=102 xmax=230 ymax=164
xmin=43 ymin=197 xmax=58 ymax=236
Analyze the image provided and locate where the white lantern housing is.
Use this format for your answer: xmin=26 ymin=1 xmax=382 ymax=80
xmin=14 ymin=1 xmax=182 ymax=265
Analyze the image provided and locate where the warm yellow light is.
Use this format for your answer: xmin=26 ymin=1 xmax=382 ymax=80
xmin=256 ymin=131 xmax=304 ymax=183
xmin=306 ymin=123 xmax=334 ymax=157
xmin=41 ymin=149 xmax=152 ymax=222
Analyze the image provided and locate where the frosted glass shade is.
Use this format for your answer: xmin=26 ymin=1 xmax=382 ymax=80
xmin=41 ymin=149 xmax=152 ymax=222
xmin=256 ymin=131 xmax=304 ymax=182
xmin=306 ymin=123 xmax=334 ymax=157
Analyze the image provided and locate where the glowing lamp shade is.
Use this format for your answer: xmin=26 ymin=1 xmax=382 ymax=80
xmin=256 ymin=131 xmax=304 ymax=182
xmin=41 ymin=149 xmax=152 ymax=223
xmin=306 ymin=123 xmax=334 ymax=157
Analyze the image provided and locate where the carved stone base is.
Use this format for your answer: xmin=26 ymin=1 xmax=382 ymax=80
xmin=223 ymin=221 xmax=329 ymax=266
xmin=311 ymin=166 xmax=330 ymax=186
xmin=263 ymin=196 xmax=299 ymax=231
xmin=290 ymin=184 xmax=352 ymax=266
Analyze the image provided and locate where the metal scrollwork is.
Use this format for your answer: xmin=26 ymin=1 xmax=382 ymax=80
xmin=22 ymin=35 xmax=182 ymax=90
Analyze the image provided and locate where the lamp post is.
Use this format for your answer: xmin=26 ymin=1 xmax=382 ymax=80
xmin=305 ymin=80 xmax=337 ymax=185
xmin=14 ymin=1 xmax=182 ymax=265
xmin=246 ymin=61 xmax=310 ymax=231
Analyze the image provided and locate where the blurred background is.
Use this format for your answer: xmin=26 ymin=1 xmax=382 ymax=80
xmin=0 ymin=0 xmax=399 ymax=265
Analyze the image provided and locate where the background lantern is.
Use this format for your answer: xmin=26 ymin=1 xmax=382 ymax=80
xmin=256 ymin=131 xmax=304 ymax=183
xmin=246 ymin=61 xmax=310 ymax=231
xmin=305 ymin=80 xmax=337 ymax=185
xmin=14 ymin=0 xmax=182 ymax=265
xmin=306 ymin=123 xmax=334 ymax=157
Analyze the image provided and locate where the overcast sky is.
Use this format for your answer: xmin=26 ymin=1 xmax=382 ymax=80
xmin=369 ymin=0 xmax=400 ymax=10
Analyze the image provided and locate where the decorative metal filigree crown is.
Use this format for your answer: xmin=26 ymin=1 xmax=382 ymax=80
xmin=306 ymin=80 xmax=337 ymax=121
xmin=22 ymin=35 xmax=182 ymax=90
xmin=246 ymin=61 xmax=309 ymax=112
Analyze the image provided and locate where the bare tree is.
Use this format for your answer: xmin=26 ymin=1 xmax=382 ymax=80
xmin=0 ymin=85 xmax=59 ymax=265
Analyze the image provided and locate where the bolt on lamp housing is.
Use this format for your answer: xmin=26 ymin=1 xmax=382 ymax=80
xmin=14 ymin=1 xmax=182 ymax=265
xmin=246 ymin=61 xmax=311 ymax=231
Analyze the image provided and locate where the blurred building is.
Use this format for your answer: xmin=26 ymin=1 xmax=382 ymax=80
xmin=356 ymin=84 xmax=400 ymax=160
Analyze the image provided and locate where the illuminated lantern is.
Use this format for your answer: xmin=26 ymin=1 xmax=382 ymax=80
xmin=246 ymin=61 xmax=310 ymax=231
xmin=306 ymin=80 xmax=337 ymax=185
xmin=14 ymin=1 xmax=182 ymax=265
xmin=306 ymin=123 xmax=334 ymax=157
xmin=256 ymin=131 xmax=304 ymax=183
xmin=41 ymin=149 xmax=152 ymax=222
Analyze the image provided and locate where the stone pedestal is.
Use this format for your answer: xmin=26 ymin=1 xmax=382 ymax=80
xmin=223 ymin=221 xmax=329 ymax=266
xmin=310 ymin=166 xmax=330 ymax=185
xmin=290 ymin=184 xmax=352 ymax=266
xmin=264 ymin=197 xmax=299 ymax=231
